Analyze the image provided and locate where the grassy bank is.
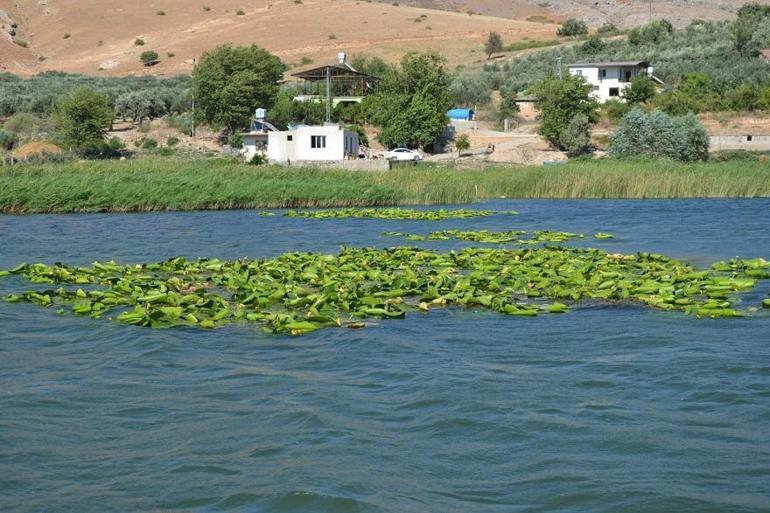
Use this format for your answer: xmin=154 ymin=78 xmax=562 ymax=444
xmin=1 ymin=158 xmax=769 ymax=213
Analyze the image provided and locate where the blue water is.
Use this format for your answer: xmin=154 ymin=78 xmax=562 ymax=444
xmin=1 ymin=199 xmax=770 ymax=513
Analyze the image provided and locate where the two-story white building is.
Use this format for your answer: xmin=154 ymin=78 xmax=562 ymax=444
xmin=267 ymin=125 xmax=359 ymax=164
xmin=567 ymin=60 xmax=662 ymax=103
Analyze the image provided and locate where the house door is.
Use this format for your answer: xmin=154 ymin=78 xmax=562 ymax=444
xmin=624 ymin=70 xmax=632 ymax=82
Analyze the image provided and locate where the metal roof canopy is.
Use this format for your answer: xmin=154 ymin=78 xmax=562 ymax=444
xmin=567 ymin=60 xmax=649 ymax=68
xmin=291 ymin=63 xmax=379 ymax=123
xmin=291 ymin=63 xmax=379 ymax=82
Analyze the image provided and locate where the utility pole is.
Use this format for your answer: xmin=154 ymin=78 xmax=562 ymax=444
xmin=557 ymin=54 xmax=562 ymax=80
xmin=649 ymin=0 xmax=652 ymax=23
xmin=191 ymin=58 xmax=196 ymax=138
xmin=325 ymin=67 xmax=332 ymax=124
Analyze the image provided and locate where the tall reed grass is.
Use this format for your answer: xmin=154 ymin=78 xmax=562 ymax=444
xmin=1 ymin=158 xmax=768 ymax=213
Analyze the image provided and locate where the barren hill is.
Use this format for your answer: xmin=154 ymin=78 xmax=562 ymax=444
xmin=1 ymin=0 xmax=765 ymax=77
xmin=0 ymin=0 xmax=556 ymax=76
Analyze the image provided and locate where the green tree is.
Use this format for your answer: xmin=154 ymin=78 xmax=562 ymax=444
xmin=557 ymin=19 xmax=588 ymax=37
xmin=450 ymin=74 xmax=491 ymax=106
xmin=454 ymin=133 xmax=470 ymax=155
xmin=192 ymin=44 xmax=285 ymax=131
xmin=368 ymin=52 xmax=452 ymax=149
xmin=140 ymin=51 xmax=159 ymax=66
xmin=52 ymin=86 xmax=113 ymax=150
xmin=531 ymin=74 xmax=598 ymax=148
xmin=623 ymin=75 xmax=657 ymax=104
xmin=609 ymin=107 xmax=708 ymax=162
xmin=579 ymin=36 xmax=606 ymax=55
xmin=559 ymin=113 xmax=591 ymax=156
xmin=484 ymin=32 xmax=504 ymax=59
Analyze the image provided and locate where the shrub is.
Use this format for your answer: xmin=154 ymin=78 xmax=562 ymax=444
xmin=108 ymin=136 xmax=125 ymax=151
xmin=14 ymin=38 xmax=28 ymax=48
xmin=203 ymin=6 xmax=211 ymax=11
xmin=623 ymin=75 xmax=657 ymax=104
xmin=249 ymin=153 xmax=266 ymax=165
xmin=141 ymin=137 xmax=158 ymax=150
xmin=559 ymin=114 xmax=591 ymax=156
xmin=166 ymin=135 xmax=180 ymax=147
xmin=0 ymin=129 xmax=17 ymax=150
xmin=328 ymin=34 xmax=337 ymax=40
xmin=140 ymin=51 xmax=160 ymax=66
xmin=454 ymin=133 xmax=470 ymax=154
xmin=596 ymin=22 xmax=618 ymax=35
xmin=236 ymin=9 xmax=245 ymax=15
xmin=3 ymin=112 xmax=43 ymax=137
xmin=300 ymin=56 xmax=313 ymax=65
xmin=63 ymin=33 xmax=71 ymax=39
xmin=609 ymin=108 xmax=708 ymax=162
xmin=227 ymin=132 xmax=243 ymax=148
xmin=156 ymin=10 xmax=165 ymax=15
xmin=134 ymin=38 xmax=145 ymax=46
xmin=579 ymin=36 xmax=606 ymax=55
xmin=167 ymin=52 xmax=175 ymax=58
xmin=557 ymin=19 xmax=588 ymax=37
xmin=601 ymin=98 xmax=630 ymax=122
xmin=166 ymin=113 xmax=193 ymax=134
xmin=628 ymin=19 xmax=673 ymax=45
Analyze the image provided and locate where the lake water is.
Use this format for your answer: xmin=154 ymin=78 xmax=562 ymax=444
xmin=1 ymin=200 xmax=769 ymax=513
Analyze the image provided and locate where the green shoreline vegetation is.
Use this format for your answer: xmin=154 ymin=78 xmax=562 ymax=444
xmin=1 ymin=158 xmax=769 ymax=213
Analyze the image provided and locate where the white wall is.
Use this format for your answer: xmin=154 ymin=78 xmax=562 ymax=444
xmin=568 ymin=66 xmax=645 ymax=103
xmin=268 ymin=125 xmax=359 ymax=163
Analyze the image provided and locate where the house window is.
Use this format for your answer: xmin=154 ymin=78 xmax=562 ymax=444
xmin=747 ymin=135 xmax=753 ymax=142
xmin=575 ymin=69 xmax=583 ymax=76
xmin=599 ymin=69 xmax=607 ymax=79
xmin=287 ymin=135 xmax=293 ymax=141
xmin=311 ymin=135 xmax=326 ymax=149
xmin=609 ymin=87 xmax=620 ymax=97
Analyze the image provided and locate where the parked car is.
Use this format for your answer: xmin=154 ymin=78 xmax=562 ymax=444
xmin=383 ymin=148 xmax=422 ymax=161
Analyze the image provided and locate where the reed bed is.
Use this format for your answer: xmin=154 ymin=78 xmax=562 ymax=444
xmin=1 ymin=157 xmax=768 ymax=213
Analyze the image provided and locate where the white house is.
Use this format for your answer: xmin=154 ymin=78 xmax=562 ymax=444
xmin=267 ymin=125 xmax=359 ymax=164
xmin=567 ymin=60 xmax=662 ymax=103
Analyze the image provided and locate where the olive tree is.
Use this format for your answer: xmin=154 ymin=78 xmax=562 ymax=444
xmin=484 ymin=32 xmax=504 ymax=59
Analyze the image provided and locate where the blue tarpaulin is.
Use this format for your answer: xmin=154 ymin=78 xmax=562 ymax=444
xmin=447 ymin=108 xmax=474 ymax=121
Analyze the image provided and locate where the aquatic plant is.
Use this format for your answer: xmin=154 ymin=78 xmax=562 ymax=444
xmin=2 ymin=248 xmax=768 ymax=334
xmin=381 ymin=229 xmax=603 ymax=245
xmin=283 ymin=208 xmax=517 ymax=220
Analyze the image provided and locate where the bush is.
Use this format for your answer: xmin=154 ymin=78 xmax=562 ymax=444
xmin=227 ymin=132 xmax=243 ymax=148
xmin=601 ymin=98 xmax=630 ymax=122
xmin=166 ymin=136 xmax=180 ymax=147
xmin=628 ymin=19 xmax=673 ymax=45
xmin=300 ymin=56 xmax=313 ymax=65
xmin=579 ymin=36 xmax=606 ymax=55
xmin=454 ymin=133 xmax=470 ymax=154
xmin=559 ymin=114 xmax=592 ymax=156
xmin=596 ymin=22 xmax=618 ymax=35
xmin=249 ymin=153 xmax=266 ymax=165
xmin=609 ymin=107 xmax=708 ymax=162
xmin=140 ymin=51 xmax=159 ymax=66
xmin=134 ymin=38 xmax=145 ymax=46
xmin=108 ymin=136 xmax=125 ymax=151
xmin=0 ymin=129 xmax=17 ymax=150
xmin=236 ymin=9 xmax=245 ymax=15
xmin=156 ymin=10 xmax=165 ymax=15
xmin=623 ymin=75 xmax=657 ymax=104
xmin=557 ymin=19 xmax=588 ymax=37
xmin=166 ymin=113 xmax=193 ymax=134
xmin=140 ymin=137 xmax=158 ymax=150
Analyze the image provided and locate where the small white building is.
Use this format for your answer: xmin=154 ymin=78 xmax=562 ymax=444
xmin=567 ymin=60 xmax=662 ymax=103
xmin=267 ymin=125 xmax=359 ymax=164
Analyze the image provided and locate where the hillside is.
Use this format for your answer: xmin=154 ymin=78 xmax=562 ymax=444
xmin=3 ymin=0 xmax=766 ymax=77
xmin=389 ymin=0 xmax=769 ymax=29
xmin=0 ymin=0 xmax=556 ymax=76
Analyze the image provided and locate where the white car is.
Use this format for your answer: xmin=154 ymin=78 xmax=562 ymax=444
xmin=384 ymin=148 xmax=423 ymax=161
